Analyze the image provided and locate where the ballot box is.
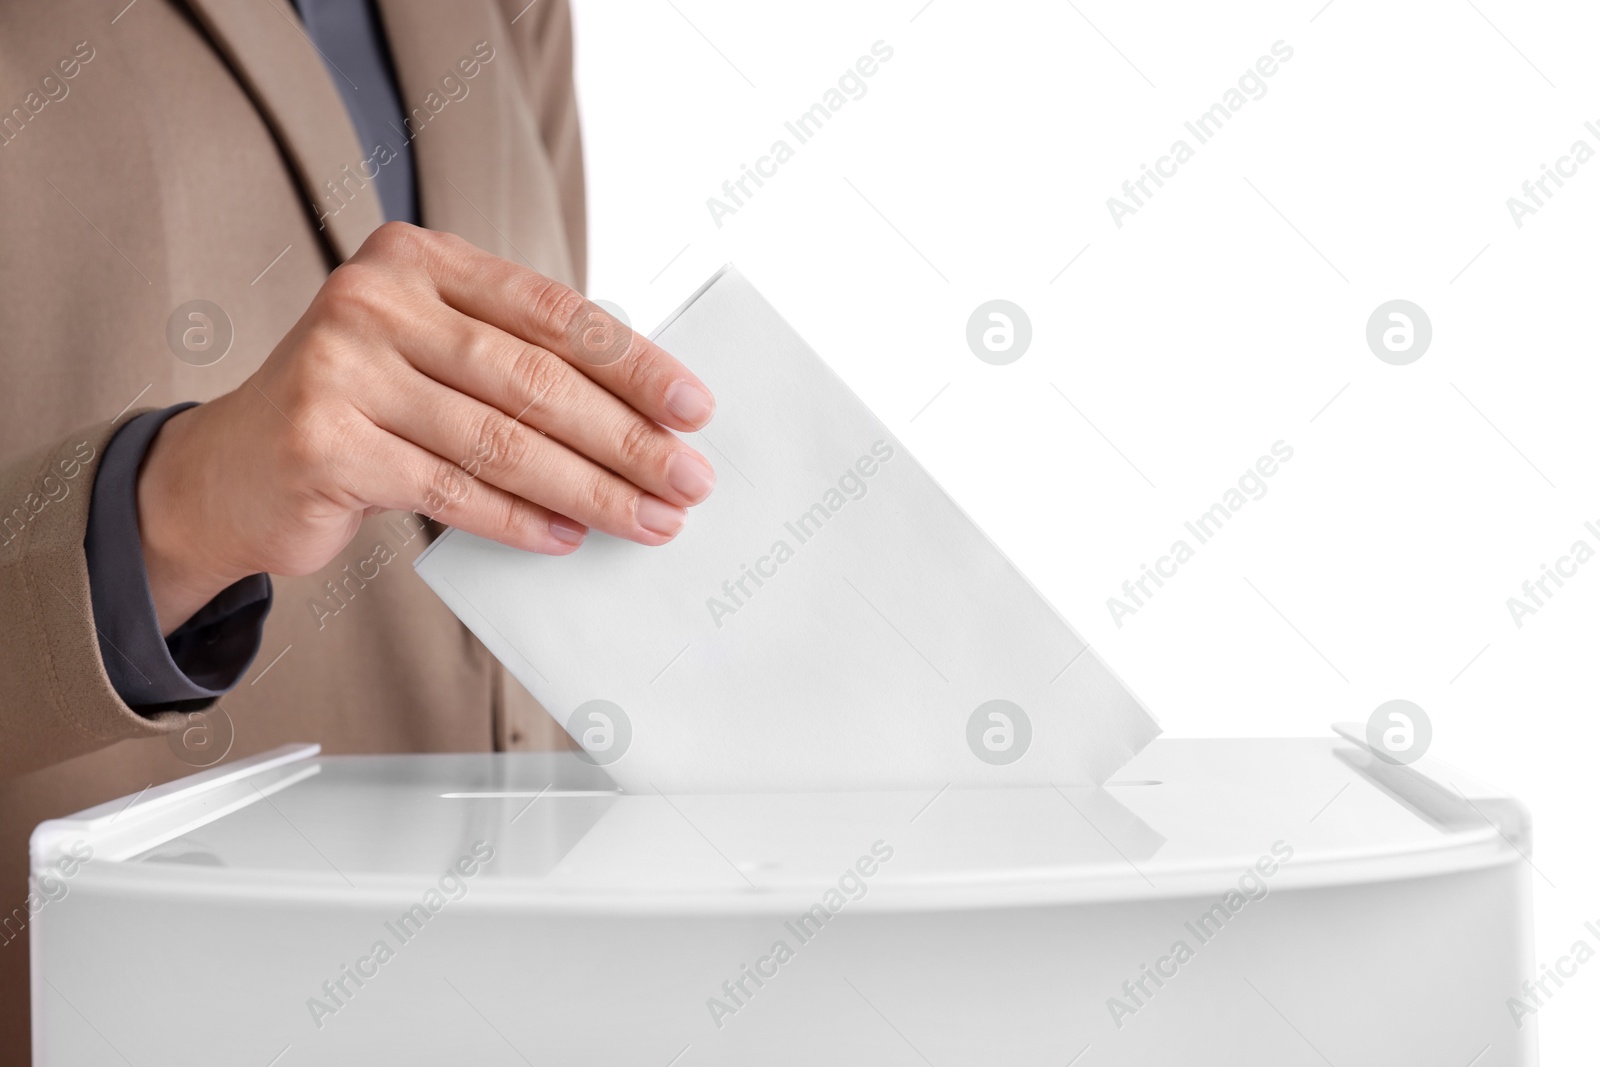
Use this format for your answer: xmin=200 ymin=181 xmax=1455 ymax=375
xmin=30 ymin=730 xmax=1535 ymax=1065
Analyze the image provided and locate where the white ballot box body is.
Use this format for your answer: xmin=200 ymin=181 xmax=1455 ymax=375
xmin=31 ymin=736 xmax=1535 ymax=1065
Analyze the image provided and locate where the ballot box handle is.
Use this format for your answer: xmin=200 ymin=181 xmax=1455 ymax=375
xmin=1331 ymin=722 xmax=1531 ymax=852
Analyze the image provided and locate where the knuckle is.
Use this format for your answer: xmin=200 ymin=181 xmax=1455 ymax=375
xmin=431 ymin=228 xmax=475 ymax=258
xmin=283 ymin=328 xmax=362 ymax=409
xmin=508 ymin=344 xmax=567 ymax=410
xmin=475 ymin=409 xmax=526 ymax=473
xmin=318 ymin=263 xmax=389 ymax=325
xmin=363 ymin=220 xmax=426 ymax=262
xmin=615 ymin=417 xmax=661 ymax=471
xmin=420 ymin=455 xmax=473 ymax=517
xmin=420 ymin=228 xmax=479 ymax=283
xmin=531 ymin=280 xmax=587 ymax=338
xmin=614 ymin=341 xmax=654 ymax=390
xmin=581 ymin=474 xmax=624 ymax=525
xmin=458 ymin=326 xmax=503 ymax=377
xmin=500 ymin=494 xmax=539 ymax=542
xmin=318 ymin=262 xmax=368 ymax=306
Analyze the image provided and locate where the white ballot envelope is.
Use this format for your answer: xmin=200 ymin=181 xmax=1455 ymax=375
xmin=414 ymin=266 xmax=1159 ymax=793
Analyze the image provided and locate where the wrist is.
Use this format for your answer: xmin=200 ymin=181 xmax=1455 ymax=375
xmin=136 ymin=404 xmax=254 ymax=634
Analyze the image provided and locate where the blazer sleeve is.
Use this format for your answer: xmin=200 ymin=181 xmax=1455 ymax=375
xmin=0 ymin=413 xmax=182 ymax=780
xmin=505 ymin=0 xmax=587 ymax=290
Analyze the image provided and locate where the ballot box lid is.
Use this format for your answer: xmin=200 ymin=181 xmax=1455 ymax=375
xmin=31 ymin=733 xmax=1528 ymax=913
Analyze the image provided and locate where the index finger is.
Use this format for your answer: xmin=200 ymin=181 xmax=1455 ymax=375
xmin=417 ymin=231 xmax=716 ymax=433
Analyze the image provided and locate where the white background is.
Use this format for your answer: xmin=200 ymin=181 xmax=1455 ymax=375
xmin=571 ymin=0 xmax=1599 ymax=1058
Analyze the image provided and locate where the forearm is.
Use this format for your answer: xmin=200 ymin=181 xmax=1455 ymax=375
xmin=91 ymin=405 xmax=272 ymax=705
xmin=136 ymin=403 xmax=262 ymax=633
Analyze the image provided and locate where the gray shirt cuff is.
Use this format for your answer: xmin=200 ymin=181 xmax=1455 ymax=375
xmin=85 ymin=404 xmax=272 ymax=713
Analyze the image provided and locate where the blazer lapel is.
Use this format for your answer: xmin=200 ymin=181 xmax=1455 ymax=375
xmin=181 ymin=0 xmax=387 ymax=263
xmin=372 ymin=0 xmax=516 ymax=262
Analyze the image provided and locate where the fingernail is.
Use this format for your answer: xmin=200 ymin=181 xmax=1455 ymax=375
xmin=636 ymin=495 xmax=686 ymax=538
xmin=665 ymin=451 xmax=716 ymax=504
xmin=665 ymin=380 xmax=714 ymax=427
xmin=549 ymin=517 xmax=587 ymax=546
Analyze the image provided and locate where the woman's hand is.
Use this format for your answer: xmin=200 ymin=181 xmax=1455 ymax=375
xmin=136 ymin=222 xmax=716 ymax=632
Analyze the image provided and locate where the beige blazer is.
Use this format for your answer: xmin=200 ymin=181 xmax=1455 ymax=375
xmin=0 ymin=0 xmax=585 ymax=1057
